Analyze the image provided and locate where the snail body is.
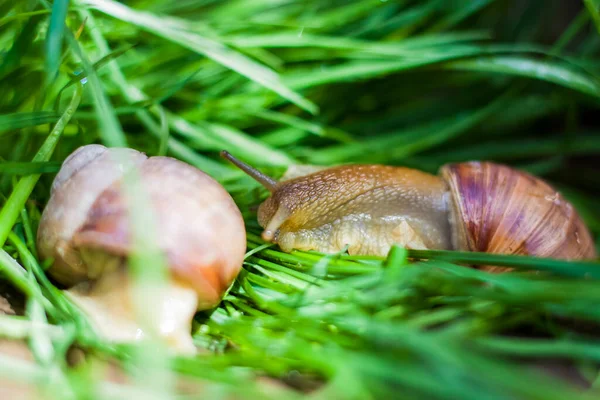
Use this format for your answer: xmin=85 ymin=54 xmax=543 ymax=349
xmin=222 ymin=152 xmax=597 ymax=264
xmin=258 ymin=164 xmax=452 ymax=255
xmin=38 ymin=145 xmax=246 ymax=352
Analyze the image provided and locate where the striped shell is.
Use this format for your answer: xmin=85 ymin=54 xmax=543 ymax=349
xmin=441 ymin=162 xmax=597 ymax=271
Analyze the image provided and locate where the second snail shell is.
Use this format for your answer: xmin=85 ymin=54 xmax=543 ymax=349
xmin=37 ymin=144 xmax=246 ymax=351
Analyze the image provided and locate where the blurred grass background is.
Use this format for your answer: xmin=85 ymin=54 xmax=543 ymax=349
xmin=1 ymin=0 xmax=600 ymax=399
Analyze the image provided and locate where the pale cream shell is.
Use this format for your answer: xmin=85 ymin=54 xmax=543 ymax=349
xmin=37 ymin=145 xmax=246 ymax=307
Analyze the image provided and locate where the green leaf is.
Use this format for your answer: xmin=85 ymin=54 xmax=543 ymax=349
xmin=167 ymin=115 xmax=295 ymax=166
xmin=442 ymin=56 xmax=600 ymax=98
xmin=64 ymin=31 xmax=127 ymax=148
xmin=0 ymin=13 xmax=42 ymax=78
xmin=0 ymin=84 xmax=82 ymax=247
xmin=0 ymin=161 xmax=61 ymax=175
xmin=583 ymin=0 xmax=600 ymax=34
xmin=407 ymin=248 xmax=600 ymax=278
xmin=45 ymin=0 xmax=69 ymax=83
xmin=304 ymin=88 xmax=515 ymax=164
xmin=86 ymin=0 xmax=318 ymax=114
xmin=0 ymin=112 xmax=60 ymax=135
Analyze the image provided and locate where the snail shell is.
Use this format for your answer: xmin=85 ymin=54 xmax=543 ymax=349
xmin=37 ymin=145 xmax=246 ymax=350
xmin=442 ymin=162 xmax=597 ymax=269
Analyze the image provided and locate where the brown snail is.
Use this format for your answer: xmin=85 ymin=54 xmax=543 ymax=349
xmin=221 ymin=151 xmax=597 ymax=268
xmin=37 ymin=145 xmax=246 ymax=352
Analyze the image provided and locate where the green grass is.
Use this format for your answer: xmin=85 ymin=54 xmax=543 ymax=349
xmin=1 ymin=0 xmax=600 ymax=399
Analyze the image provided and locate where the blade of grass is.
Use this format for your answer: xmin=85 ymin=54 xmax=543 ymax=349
xmin=0 ymin=315 xmax=67 ymax=341
xmin=0 ymin=83 xmax=82 ymax=247
xmin=0 ymin=248 xmax=55 ymax=313
xmin=304 ymin=87 xmax=516 ymax=164
xmin=120 ymin=163 xmax=176 ymax=399
xmin=406 ymin=248 xmax=600 ymax=278
xmin=38 ymin=0 xmax=127 ymax=147
xmin=424 ymin=135 xmax=600 ymax=163
xmin=45 ymin=0 xmax=69 ymax=83
xmin=583 ymin=0 xmax=600 ymax=33
xmin=0 ymin=12 xmax=42 ymax=78
xmin=62 ymin=30 xmax=127 ymax=147
xmin=85 ymin=0 xmax=318 ymax=114
xmin=442 ymin=56 xmax=600 ymax=98
xmin=7 ymin=233 xmax=88 ymax=326
xmin=0 ymin=161 xmax=61 ymax=175
xmin=0 ymin=112 xmax=60 ymax=135
xmin=472 ymin=336 xmax=600 ymax=362
xmin=75 ymin=7 xmax=237 ymax=179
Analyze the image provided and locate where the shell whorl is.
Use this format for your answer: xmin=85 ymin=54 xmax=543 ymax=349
xmin=441 ymin=162 xmax=597 ymax=270
xmin=38 ymin=145 xmax=148 ymax=285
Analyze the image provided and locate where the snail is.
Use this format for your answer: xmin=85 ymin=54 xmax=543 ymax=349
xmin=221 ymin=151 xmax=597 ymax=268
xmin=37 ymin=145 xmax=246 ymax=352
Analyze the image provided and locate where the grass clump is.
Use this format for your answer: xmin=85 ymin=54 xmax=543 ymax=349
xmin=1 ymin=0 xmax=600 ymax=399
